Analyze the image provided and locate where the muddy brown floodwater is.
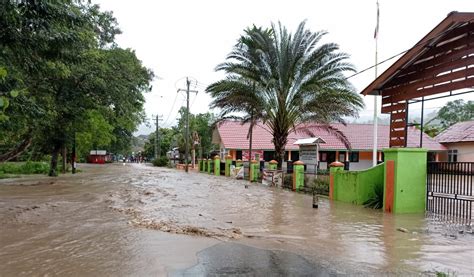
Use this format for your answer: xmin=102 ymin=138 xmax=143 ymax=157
xmin=1 ymin=163 xmax=473 ymax=276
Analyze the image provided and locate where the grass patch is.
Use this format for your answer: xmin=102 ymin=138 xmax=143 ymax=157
xmin=311 ymin=177 xmax=329 ymax=196
xmin=152 ymin=156 xmax=169 ymax=167
xmin=0 ymin=161 xmax=50 ymax=175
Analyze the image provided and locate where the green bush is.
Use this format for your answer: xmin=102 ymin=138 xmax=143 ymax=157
xmin=312 ymin=177 xmax=329 ymax=196
xmin=363 ymin=184 xmax=384 ymax=209
xmin=0 ymin=161 xmax=50 ymax=175
xmin=152 ymin=156 xmax=169 ymax=167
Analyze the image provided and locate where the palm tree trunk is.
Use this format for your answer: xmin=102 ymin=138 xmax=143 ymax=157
xmin=248 ymin=121 xmax=253 ymax=181
xmin=273 ymin=132 xmax=288 ymax=170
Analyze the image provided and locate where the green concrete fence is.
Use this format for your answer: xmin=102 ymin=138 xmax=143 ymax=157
xmin=329 ymin=148 xmax=427 ymax=214
xmin=213 ymin=156 xmax=220 ymax=176
xmin=225 ymin=155 xmax=232 ymax=177
xmin=250 ymin=160 xmax=259 ymax=182
xmin=330 ymin=161 xmax=384 ymax=205
xmin=293 ymin=161 xmax=305 ymax=191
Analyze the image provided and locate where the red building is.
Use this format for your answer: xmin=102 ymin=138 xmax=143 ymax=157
xmin=88 ymin=150 xmax=110 ymax=164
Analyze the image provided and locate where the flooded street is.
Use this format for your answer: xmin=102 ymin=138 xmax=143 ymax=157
xmin=1 ymin=163 xmax=473 ymax=276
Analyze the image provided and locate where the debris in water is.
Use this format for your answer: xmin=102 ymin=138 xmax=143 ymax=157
xmin=397 ymin=227 xmax=408 ymax=233
xmin=244 ymin=185 xmax=249 ymax=189
xmin=225 ymin=221 xmax=232 ymax=224
xmin=199 ymin=213 xmax=203 ymax=216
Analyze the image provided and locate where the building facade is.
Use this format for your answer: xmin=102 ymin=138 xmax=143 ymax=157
xmin=212 ymin=121 xmax=447 ymax=170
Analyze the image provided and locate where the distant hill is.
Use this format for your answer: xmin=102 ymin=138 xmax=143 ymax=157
xmin=131 ymin=134 xmax=149 ymax=153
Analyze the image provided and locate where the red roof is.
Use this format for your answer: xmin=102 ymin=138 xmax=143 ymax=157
xmin=435 ymin=121 xmax=474 ymax=143
xmin=215 ymin=121 xmax=446 ymax=151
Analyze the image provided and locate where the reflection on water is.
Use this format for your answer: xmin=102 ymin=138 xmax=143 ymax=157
xmin=0 ymin=163 xmax=473 ymax=275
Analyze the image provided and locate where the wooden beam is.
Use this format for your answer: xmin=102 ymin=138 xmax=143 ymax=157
xmin=390 ymin=112 xmax=406 ymax=120
xmin=390 ymin=130 xmax=406 ymax=138
xmin=381 ymin=102 xmax=407 ymax=113
xmin=361 ymin=12 xmax=474 ymax=96
xmin=382 ymin=66 xmax=474 ymax=99
xmin=385 ymin=50 xmax=474 ymax=89
xmin=416 ymin=33 xmax=474 ymax=61
xmin=390 ymin=121 xmax=406 ymax=129
xmin=384 ymin=77 xmax=474 ymax=104
xmin=390 ymin=139 xmax=406 ymax=147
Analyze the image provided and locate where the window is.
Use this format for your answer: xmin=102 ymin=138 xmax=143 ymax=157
xmin=320 ymin=152 xmax=328 ymax=162
xmin=448 ymin=149 xmax=458 ymax=162
xmin=339 ymin=153 xmax=346 ymax=162
xmin=349 ymin=152 xmax=359 ymax=162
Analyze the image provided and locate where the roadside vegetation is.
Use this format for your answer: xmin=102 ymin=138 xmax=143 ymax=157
xmin=0 ymin=161 xmax=50 ymax=178
xmin=0 ymin=2 xmax=153 ymax=176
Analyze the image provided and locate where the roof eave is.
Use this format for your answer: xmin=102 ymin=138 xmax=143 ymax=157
xmin=361 ymin=11 xmax=473 ymax=96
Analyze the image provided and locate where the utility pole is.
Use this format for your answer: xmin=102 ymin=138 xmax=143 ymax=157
xmin=177 ymin=77 xmax=198 ymax=173
xmin=152 ymin=115 xmax=163 ymax=160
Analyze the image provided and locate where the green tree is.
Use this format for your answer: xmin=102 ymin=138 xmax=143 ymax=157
xmin=207 ymin=21 xmax=364 ymax=167
xmin=436 ymin=100 xmax=473 ymax=129
xmin=0 ymin=2 xmax=153 ymax=175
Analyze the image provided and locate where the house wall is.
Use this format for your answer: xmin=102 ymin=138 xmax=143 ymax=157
xmin=440 ymin=142 xmax=474 ymax=162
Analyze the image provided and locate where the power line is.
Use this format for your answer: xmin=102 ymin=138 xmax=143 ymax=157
xmin=177 ymin=77 xmax=198 ymax=173
xmin=162 ymin=93 xmax=179 ymax=128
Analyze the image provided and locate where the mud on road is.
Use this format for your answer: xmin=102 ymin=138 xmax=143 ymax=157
xmin=1 ymin=163 xmax=473 ymax=276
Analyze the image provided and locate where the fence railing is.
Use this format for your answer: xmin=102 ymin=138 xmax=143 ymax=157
xmin=427 ymin=162 xmax=473 ymax=223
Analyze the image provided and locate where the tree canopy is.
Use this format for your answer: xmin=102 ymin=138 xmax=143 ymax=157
xmin=207 ymin=21 xmax=363 ymax=167
xmin=0 ymin=1 xmax=153 ymax=175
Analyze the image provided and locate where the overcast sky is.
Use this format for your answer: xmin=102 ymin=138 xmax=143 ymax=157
xmin=94 ymin=0 xmax=473 ymax=135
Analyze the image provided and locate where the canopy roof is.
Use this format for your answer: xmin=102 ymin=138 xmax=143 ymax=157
xmin=293 ymin=137 xmax=326 ymax=146
xmin=360 ymin=11 xmax=474 ymax=147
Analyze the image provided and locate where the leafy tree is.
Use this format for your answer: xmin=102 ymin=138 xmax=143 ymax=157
xmin=0 ymin=2 xmax=153 ymax=175
xmin=207 ymin=21 xmax=364 ymax=168
xmin=436 ymin=100 xmax=473 ymax=129
xmin=143 ymin=128 xmax=176 ymax=159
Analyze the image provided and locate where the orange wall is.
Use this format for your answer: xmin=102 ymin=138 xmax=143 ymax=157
xmin=359 ymin=151 xmax=373 ymax=160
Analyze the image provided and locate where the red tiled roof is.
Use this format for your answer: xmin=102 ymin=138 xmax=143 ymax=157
xmin=215 ymin=121 xmax=446 ymax=151
xmin=435 ymin=121 xmax=474 ymax=143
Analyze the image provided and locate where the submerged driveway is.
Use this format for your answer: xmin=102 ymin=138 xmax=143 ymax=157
xmin=0 ymin=163 xmax=472 ymax=275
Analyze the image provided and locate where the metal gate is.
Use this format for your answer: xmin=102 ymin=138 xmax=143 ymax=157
xmin=427 ymin=162 xmax=473 ymax=223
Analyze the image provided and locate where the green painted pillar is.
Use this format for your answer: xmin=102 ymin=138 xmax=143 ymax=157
xmin=204 ymin=159 xmax=208 ymax=173
xmin=383 ymin=148 xmax=427 ymax=214
xmin=198 ymin=159 xmax=202 ymax=172
xmin=213 ymin=155 xmax=220 ymax=176
xmin=293 ymin=161 xmax=305 ymax=191
xmin=268 ymin=160 xmax=278 ymax=170
xmin=249 ymin=160 xmax=259 ymax=182
xmin=236 ymin=159 xmax=243 ymax=168
xmin=225 ymin=155 xmax=232 ymax=177
xmin=329 ymin=161 xmax=344 ymax=200
xmin=207 ymin=159 xmax=212 ymax=174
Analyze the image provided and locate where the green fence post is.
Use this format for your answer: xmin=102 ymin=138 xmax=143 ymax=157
xmin=383 ymin=148 xmax=427 ymax=214
xmin=225 ymin=155 xmax=232 ymax=177
xmin=198 ymin=159 xmax=202 ymax=172
xmin=236 ymin=159 xmax=243 ymax=168
xmin=207 ymin=158 xmax=212 ymax=174
xmin=250 ymin=159 xmax=259 ymax=182
xmin=293 ymin=161 xmax=305 ymax=191
xmin=329 ymin=161 xmax=344 ymax=200
xmin=214 ymin=155 xmax=220 ymax=176
xmin=268 ymin=160 xmax=278 ymax=170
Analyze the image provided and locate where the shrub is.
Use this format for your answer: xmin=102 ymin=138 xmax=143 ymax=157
xmin=363 ymin=184 xmax=384 ymax=209
xmin=312 ymin=177 xmax=329 ymax=196
xmin=283 ymin=174 xmax=292 ymax=189
xmin=152 ymin=156 xmax=169 ymax=167
xmin=0 ymin=161 xmax=49 ymax=175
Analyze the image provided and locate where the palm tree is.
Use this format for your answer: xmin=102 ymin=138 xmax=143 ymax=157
xmin=208 ymin=21 xmax=364 ymax=168
xmin=207 ymin=27 xmax=270 ymax=167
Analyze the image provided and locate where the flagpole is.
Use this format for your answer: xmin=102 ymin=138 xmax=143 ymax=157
xmin=372 ymin=0 xmax=379 ymax=167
